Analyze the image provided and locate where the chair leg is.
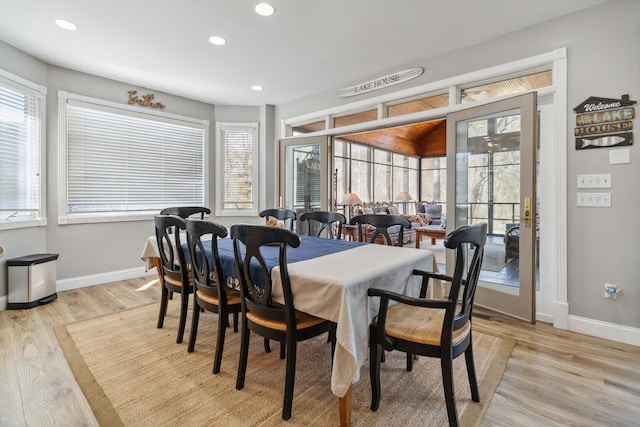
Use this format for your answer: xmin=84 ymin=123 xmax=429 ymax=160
xmin=465 ymin=341 xmax=480 ymax=402
xmin=213 ymin=307 xmax=227 ymax=374
xmin=157 ymin=285 xmax=168 ymax=329
xmin=329 ymin=327 xmax=336 ymax=366
xmin=441 ymin=352 xmax=459 ymax=427
xmin=279 ymin=342 xmax=286 ymax=360
xmin=369 ymin=325 xmax=382 ymax=411
xmin=327 ymin=327 xmax=335 ymax=343
xmin=176 ymin=290 xmax=189 ymax=344
xmin=282 ymin=338 xmax=297 ymax=420
xmin=233 ymin=312 xmax=239 ymax=333
xmin=264 ymin=337 xmax=271 ymax=353
xmin=187 ymin=298 xmax=200 ymax=352
xmin=236 ymin=321 xmax=250 ymax=390
xmin=406 ymin=353 xmax=413 ymax=371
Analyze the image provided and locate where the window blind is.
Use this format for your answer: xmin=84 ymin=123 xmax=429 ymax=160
xmin=221 ymin=127 xmax=255 ymax=210
xmin=0 ymin=83 xmax=41 ymax=222
xmin=66 ymin=102 xmax=205 ymax=214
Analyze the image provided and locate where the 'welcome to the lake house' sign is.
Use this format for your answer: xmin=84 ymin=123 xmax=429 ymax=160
xmin=573 ymin=95 xmax=635 ymax=150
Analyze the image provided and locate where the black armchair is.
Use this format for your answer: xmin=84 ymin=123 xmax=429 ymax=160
xmin=368 ymin=223 xmax=487 ymax=426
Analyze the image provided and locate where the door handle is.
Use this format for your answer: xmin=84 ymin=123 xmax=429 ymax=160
xmin=522 ymin=197 xmax=531 ymax=227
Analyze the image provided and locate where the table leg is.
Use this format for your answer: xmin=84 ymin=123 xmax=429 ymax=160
xmin=153 ymin=257 xmax=163 ymax=284
xmin=153 ymin=257 xmax=168 ymax=316
xmin=339 ymin=385 xmax=352 ymax=426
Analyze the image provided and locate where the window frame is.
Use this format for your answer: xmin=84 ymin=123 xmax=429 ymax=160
xmin=0 ymin=69 xmax=47 ymax=230
xmin=215 ymin=121 xmax=259 ymax=217
xmin=57 ymin=90 xmax=209 ymax=224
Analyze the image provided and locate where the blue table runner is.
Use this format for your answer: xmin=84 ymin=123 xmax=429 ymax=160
xmin=186 ymin=235 xmax=365 ymax=289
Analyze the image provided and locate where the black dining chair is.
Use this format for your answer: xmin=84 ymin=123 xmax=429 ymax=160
xmin=299 ymin=211 xmax=346 ymax=239
xmin=185 ymin=218 xmax=241 ymax=374
xmin=154 ymin=214 xmax=193 ymax=344
xmin=368 ymin=223 xmax=487 ymax=427
xmin=231 ymin=224 xmax=336 ymax=420
xmin=160 ymin=206 xmax=210 ymax=219
xmin=259 ymin=208 xmax=297 ymax=231
xmin=350 ymin=213 xmax=411 ymax=247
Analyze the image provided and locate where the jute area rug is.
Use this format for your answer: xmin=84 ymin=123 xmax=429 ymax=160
xmin=54 ymin=304 xmax=514 ymax=426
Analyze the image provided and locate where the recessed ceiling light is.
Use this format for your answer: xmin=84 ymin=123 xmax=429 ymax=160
xmin=255 ymin=3 xmax=275 ymax=16
xmin=208 ymin=36 xmax=227 ymax=46
xmin=55 ymin=19 xmax=78 ymax=31
xmin=251 ymin=85 xmax=264 ymax=91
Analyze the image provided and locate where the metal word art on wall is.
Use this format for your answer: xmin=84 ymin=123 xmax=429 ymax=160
xmin=127 ymin=90 xmax=166 ymax=109
xmin=573 ymin=94 xmax=635 ymax=150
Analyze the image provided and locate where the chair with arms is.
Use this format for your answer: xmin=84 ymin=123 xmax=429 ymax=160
xmin=231 ymin=224 xmax=336 ymax=420
xmin=160 ymin=206 xmax=211 ymax=219
xmin=185 ymin=218 xmax=241 ymax=374
xmin=154 ymin=214 xmax=193 ymax=344
xmin=368 ymin=223 xmax=487 ymax=427
xmin=298 ymin=211 xmax=346 ymax=239
xmin=504 ymin=224 xmax=520 ymax=262
xmin=259 ymin=208 xmax=297 ymax=231
xmin=350 ymin=213 xmax=412 ymax=247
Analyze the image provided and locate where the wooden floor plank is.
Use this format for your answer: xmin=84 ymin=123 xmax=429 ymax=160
xmin=0 ymin=279 xmax=639 ymax=426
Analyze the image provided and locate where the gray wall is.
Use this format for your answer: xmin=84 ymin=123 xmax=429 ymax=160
xmin=274 ymin=0 xmax=640 ymax=329
xmin=0 ymin=40 xmax=263 ymax=294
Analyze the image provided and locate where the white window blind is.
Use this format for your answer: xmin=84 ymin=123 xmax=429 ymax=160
xmin=64 ymin=98 xmax=206 ymax=217
xmin=216 ymin=122 xmax=258 ymax=215
xmin=0 ymin=75 xmax=44 ymax=227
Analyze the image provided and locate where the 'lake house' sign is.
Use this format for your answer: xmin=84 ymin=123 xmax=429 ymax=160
xmin=338 ymin=68 xmax=423 ymax=97
xmin=573 ymin=95 xmax=635 ymax=149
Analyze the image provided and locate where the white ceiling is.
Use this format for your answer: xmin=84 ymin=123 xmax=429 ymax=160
xmin=0 ymin=0 xmax=608 ymax=106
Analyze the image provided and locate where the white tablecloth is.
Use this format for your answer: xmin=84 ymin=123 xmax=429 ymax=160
xmin=270 ymin=244 xmax=435 ymax=397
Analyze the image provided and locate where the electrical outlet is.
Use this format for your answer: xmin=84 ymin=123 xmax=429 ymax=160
xmin=604 ymin=283 xmax=620 ymax=299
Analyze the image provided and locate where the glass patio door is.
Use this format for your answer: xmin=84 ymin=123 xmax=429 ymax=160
xmin=279 ymin=136 xmax=329 ymax=234
xmin=446 ymin=92 xmax=537 ymax=323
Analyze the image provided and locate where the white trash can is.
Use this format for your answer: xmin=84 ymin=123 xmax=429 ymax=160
xmin=7 ymin=253 xmax=59 ymax=309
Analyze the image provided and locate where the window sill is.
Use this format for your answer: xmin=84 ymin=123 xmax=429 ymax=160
xmin=0 ymin=218 xmax=47 ymax=230
xmin=58 ymin=212 xmax=157 ymax=225
xmin=215 ymin=209 xmax=259 ymax=218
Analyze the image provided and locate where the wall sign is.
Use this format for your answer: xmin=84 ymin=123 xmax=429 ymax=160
xmin=573 ymin=95 xmax=635 ymax=149
xmin=128 ymin=90 xmax=166 ymax=109
xmin=337 ymin=67 xmax=423 ymax=97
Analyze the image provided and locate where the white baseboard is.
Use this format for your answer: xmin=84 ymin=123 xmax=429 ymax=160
xmin=0 ymin=267 xmax=156 ymax=312
xmin=535 ymin=312 xmax=554 ymax=324
xmin=553 ymin=301 xmax=569 ymax=330
xmin=56 ymin=267 xmax=156 ymax=292
xmin=568 ymin=315 xmax=640 ymax=346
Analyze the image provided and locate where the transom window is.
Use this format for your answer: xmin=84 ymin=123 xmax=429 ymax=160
xmin=285 ymin=70 xmax=551 ymax=135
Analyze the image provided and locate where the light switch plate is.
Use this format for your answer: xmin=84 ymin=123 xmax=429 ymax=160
xmin=577 ymin=174 xmax=611 ymax=188
xmin=577 ymin=192 xmax=611 ymax=207
xmin=610 ymin=148 xmax=630 ymax=164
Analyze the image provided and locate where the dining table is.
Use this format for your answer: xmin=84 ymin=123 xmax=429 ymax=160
xmin=141 ymin=234 xmax=437 ymax=426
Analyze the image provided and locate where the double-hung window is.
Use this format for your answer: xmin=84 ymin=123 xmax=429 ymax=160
xmin=59 ymin=91 xmax=208 ymax=223
xmin=0 ymin=70 xmax=46 ymax=229
xmin=215 ymin=122 xmax=259 ymax=216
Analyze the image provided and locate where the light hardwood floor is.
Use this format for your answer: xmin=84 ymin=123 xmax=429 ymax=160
xmin=1 ymin=277 xmax=638 ymax=426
